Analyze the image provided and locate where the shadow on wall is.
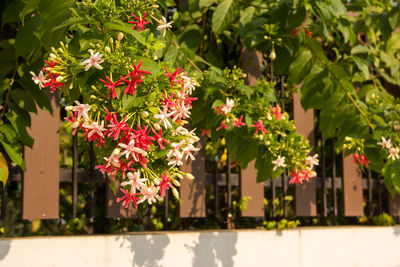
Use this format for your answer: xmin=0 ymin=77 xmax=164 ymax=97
xmin=0 ymin=239 xmax=10 ymax=261
xmin=187 ymin=231 xmax=238 ymax=267
xmin=120 ymin=234 xmax=170 ymax=267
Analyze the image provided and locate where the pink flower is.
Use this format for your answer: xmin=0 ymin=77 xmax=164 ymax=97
xmin=117 ymin=188 xmax=140 ymax=208
xmin=251 ymin=120 xmax=267 ymax=135
xmin=81 ymin=49 xmax=104 ymax=71
xmin=128 ymin=11 xmax=150 ymax=32
xmin=221 ymin=98 xmax=234 ymax=115
xmin=352 ymin=153 xmax=369 ymax=167
xmin=154 ymin=107 xmax=175 ymax=129
xmin=121 ymin=170 xmax=146 ymax=193
xmin=118 ymin=139 xmax=145 ymax=161
xmin=30 ymin=71 xmax=49 ymax=89
xmin=72 ymin=101 xmax=90 ymax=121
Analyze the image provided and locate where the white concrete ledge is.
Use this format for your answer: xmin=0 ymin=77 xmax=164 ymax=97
xmin=0 ymin=226 xmax=400 ymax=267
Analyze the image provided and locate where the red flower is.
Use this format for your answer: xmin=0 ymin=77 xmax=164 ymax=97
xmin=352 ymin=153 xmax=369 ymax=168
xmin=43 ymin=73 xmax=65 ymax=92
xmin=271 ymin=105 xmax=284 ymax=120
xmin=64 ymin=111 xmax=79 ymax=135
xmin=216 ymin=121 xmax=229 ymax=131
xmin=117 ymin=188 xmax=140 ymax=208
xmin=132 ymin=124 xmax=155 ymax=151
xmin=128 ymin=11 xmax=150 ymax=32
xmin=182 ymin=93 xmax=197 ymax=108
xmin=164 ymin=67 xmax=184 ymax=86
xmin=106 ymin=114 xmax=130 ymax=141
xmin=200 ymin=129 xmax=210 ymax=136
xmin=212 ymin=105 xmax=224 ymax=115
xmin=158 ymin=173 xmax=173 ymax=198
xmin=119 ymin=60 xmax=151 ymax=95
xmin=233 ymin=115 xmax=246 ymax=128
xmin=152 ymin=128 xmax=170 ymax=149
xmin=100 ymin=76 xmax=123 ymax=99
xmin=42 ymin=60 xmax=57 ymax=71
xmin=251 ymin=120 xmax=267 ymax=135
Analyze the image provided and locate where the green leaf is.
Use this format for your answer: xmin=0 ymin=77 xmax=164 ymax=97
xmin=0 ymin=140 xmax=25 ymax=171
xmin=39 ymin=0 xmax=75 ymax=30
xmin=2 ymin=0 xmax=25 ymax=26
xmin=0 ymin=125 xmax=17 ymax=144
xmin=288 ymin=49 xmax=312 ymax=85
xmin=387 ymin=33 xmax=400 ymax=53
xmin=104 ymin=22 xmax=145 ymax=45
xmin=352 ymin=57 xmax=370 ymax=78
xmin=0 ymin=152 xmax=8 ymax=187
xmin=19 ymin=0 xmax=39 ymax=25
xmin=10 ymin=89 xmax=37 ymax=113
xmin=211 ymin=0 xmax=237 ymax=35
xmin=15 ymin=15 xmax=42 ymax=58
xmin=351 ymin=45 xmax=370 ymax=55
xmin=199 ymin=0 xmax=217 ymax=8
xmin=53 ymin=16 xmax=98 ymax=30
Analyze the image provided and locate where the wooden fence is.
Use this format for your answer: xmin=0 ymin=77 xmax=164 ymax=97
xmin=2 ymin=51 xmax=400 ymax=225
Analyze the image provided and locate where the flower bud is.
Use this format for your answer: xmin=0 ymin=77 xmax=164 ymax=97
xmin=118 ymin=32 xmax=124 ymax=41
xmin=153 ymin=4 xmax=159 ymax=8
xmin=267 ymin=113 xmax=272 ymax=120
xmin=153 ymin=177 xmax=160 ymax=185
xmin=105 ymin=46 xmax=111 ymax=53
xmin=270 ymin=50 xmax=276 ymax=60
xmin=258 ymin=134 xmax=264 ymax=140
xmin=109 ymin=37 xmax=114 ymax=44
xmin=65 ymin=106 xmax=74 ymax=111
xmin=172 ymin=179 xmax=180 ymax=187
xmin=58 ymin=48 xmax=63 ymax=53
xmin=184 ymin=173 xmax=195 ymax=180
xmin=175 ymin=173 xmax=183 ymax=179
xmin=141 ymin=111 xmax=149 ymax=118
xmin=172 ymin=187 xmax=180 ymax=199
xmin=345 ymin=136 xmax=352 ymax=141
xmin=49 ymin=53 xmax=57 ymax=59
xmin=115 ymin=43 xmax=120 ymax=49
xmin=56 ymin=76 xmax=64 ymax=82
xmin=154 ymin=123 xmax=161 ymax=130
xmin=51 ymin=47 xmax=56 ymax=52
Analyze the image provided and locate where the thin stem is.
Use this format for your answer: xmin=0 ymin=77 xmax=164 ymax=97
xmin=1 ymin=58 xmax=18 ymax=121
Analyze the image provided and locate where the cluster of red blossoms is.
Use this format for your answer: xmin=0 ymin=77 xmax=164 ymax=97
xmin=352 ymin=153 xmax=369 ymax=168
xmin=30 ymin=60 xmax=65 ymax=93
xmin=288 ymin=169 xmax=316 ymax=185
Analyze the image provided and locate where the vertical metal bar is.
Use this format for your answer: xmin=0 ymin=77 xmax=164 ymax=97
xmin=377 ymin=174 xmax=382 ymax=214
xmin=214 ymin=155 xmax=219 ymax=219
xmin=332 ymin=140 xmax=338 ymax=216
xmin=280 ymin=76 xmax=287 ymax=217
xmin=72 ymin=134 xmax=78 ymax=218
xmin=0 ymin=182 xmax=7 ymax=219
xmin=272 ymin=179 xmax=276 ymax=217
xmin=89 ymin=142 xmax=95 ymax=222
xmin=164 ymin=189 xmax=169 ymax=226
xmin=226 ymin=151 xmax=232 ymax=228
xmin=368 ymin=169 xmax=373 ymax=216
xmin=321 ymin=138 xmax=327 ymax=217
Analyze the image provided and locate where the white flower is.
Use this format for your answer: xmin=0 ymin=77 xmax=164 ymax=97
xmin=157 ymin=16 xmax=173 ymax=37
xmin=306 ymin=154 xmax=319 ymax=168
xmin=154 ymin=107 xmax=175 ymax=129
xmin=73 ymin=100 xmax=90 ymax=121
xmin=121 ymin=170 xmax=147 ymax=193
xmin=140 ymin=186 xmax=161 ymax=205
xmin=388 ymin=147 xmax=400 ymax=160
xmin=81 ymin=49 xmax=104 ymax=71
xmin=181 ymin=75 xmax=197 ymax=95
xmin=221 ymin=98 xmax=234 ymax=115
xmin=272 ymin=155 xmax=287 ymax=171
xmin=377 ymin=137 xmax=392 ymax=150
xmin=118 ymin=139 xmax=145 ymax=161
xmin=85 ymin=121 xmax=105 ymax=138
xmin=30 ymin=71 xmax=49 ymax=89
xmin=182 ymin=144 xmax=200 ymax=161
xmin=104 ymin=148 xmax=121 ymax=168
xmin=171 ymin=102 xmax=191 ymax=121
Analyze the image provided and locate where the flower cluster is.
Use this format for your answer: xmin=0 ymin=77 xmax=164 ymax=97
xmin=201 ymin=68 xmax=318 ymax=185
xmin=31 ymin=6 xmax=198 ymax=209
xmin=378 ymin=137 xmax=399 ymax=161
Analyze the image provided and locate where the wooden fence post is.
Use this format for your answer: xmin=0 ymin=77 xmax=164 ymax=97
xmin=179 ymin=138 xmax=206 ymax=218
xmin=343 ymin=154 xmax=363 ymax=216
xmin=22 ymin=89 xmax=59 ymax=219
xmin=105 ymin=179 xmax=137 ymax=218
xmin=293 ymin=92 xmax=317 ymax=216
xmin=240 ymin=49 xmax=264 ymax=217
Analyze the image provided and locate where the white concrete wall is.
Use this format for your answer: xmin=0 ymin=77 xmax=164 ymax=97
xmin=0 ymin=226 xmax=400 ymax=267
